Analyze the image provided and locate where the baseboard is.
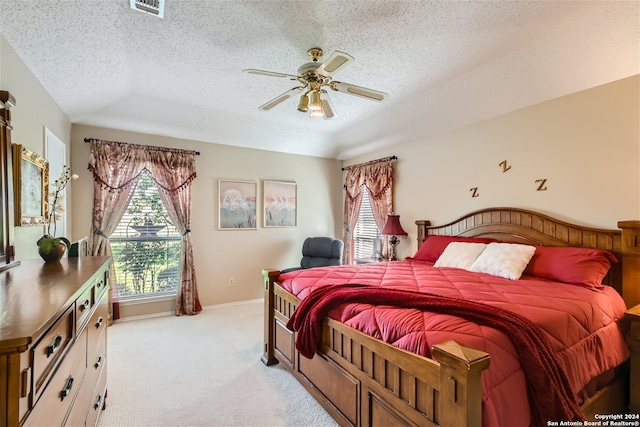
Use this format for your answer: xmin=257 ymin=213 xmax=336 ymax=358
xmin=115 ymin=298 xmax=262 ymax=322
xmin=202 ymin=298 xmax=262 ymax=310
xmin=115 ymin=310 xmax=174 ymax=322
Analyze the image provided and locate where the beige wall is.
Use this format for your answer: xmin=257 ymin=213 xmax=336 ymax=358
xmin=70 ymin=125 xmax=343 ymax=315
xmin=0 ymin=35 xmax=72 ymax=260
xmin=345 ymin=75 xmax=640 ymax=260
xmin=2 ymin=33 xmax=342 ymax=317
xmin=4 ymin=32 xmax=639 ymax=317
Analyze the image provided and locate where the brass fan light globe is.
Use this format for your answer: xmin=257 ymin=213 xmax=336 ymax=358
xmin=297 ymin=93 xmax=309 ymax=112
xmin=308 ymin=91 xmax=323 ymax=118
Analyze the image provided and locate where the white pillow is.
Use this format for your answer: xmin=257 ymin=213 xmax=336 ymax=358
xmin=469 ymin=242 xmax=536 ymax=280
xmin=434 ymin=242 xmax=488 ymax=270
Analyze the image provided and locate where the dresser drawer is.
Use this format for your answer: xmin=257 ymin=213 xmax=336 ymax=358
xmin=31 ymin=305 xmax=74 ymax=398
xmin=88 ymin=293 xmax=108 ymax=355
xmin=63 ymin=342 xmax=95 ymax=427
xmin=84 ymin=363 xmax=107 ymax=427
xmin=87 ymin=315 xmax=107 ymax=390
xmin=76 ymin=284 xmax=94 ymax=333
xmin=90 ymin=327 xmax=106 ymax=372
xmin=25 ymin=331 xmax=87 ymax=427
xmin=65 ymin=304 xmax=107 ymax=427
xmin=94 ymin=274 xmax=108 ymax=302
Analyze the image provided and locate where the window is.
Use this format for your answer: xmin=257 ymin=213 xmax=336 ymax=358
xmin=109 ymin=171 xmax=181 ymax=298
xmin=353 ymin=186 xmax=381 ymax=261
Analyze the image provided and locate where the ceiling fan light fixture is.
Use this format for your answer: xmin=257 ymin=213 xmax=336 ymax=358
xmin=297 ymin=93 xmax=309 ymax=112
xmin=246 ymin=47 xmax=388 ymax=118
xmin=308 ymin=91 xmax=323 ymax=118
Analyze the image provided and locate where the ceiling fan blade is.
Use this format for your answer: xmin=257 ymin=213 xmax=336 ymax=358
xmin=320 ymin=92 xmax=336 ymax=119
xmin=316 ymin=51 xmax=354 ymax=76
xmin=330 ymin=81 xmax=388 ymax=102
xmin=243 ymin=69 xmax=299 ymax=79
xmin=258 ymin=87 xmax=304 ymax=111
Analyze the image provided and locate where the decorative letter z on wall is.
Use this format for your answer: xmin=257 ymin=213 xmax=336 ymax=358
xmin=535 ymin=179 xmax=548 ymax=191
xmin=499 ymin=160 xmax=512 ymax=173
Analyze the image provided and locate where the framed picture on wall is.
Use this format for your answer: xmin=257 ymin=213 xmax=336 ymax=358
xmin=218 ymin=179 xmax=257 ymax=230
xmin=263 ymin=180 xmax=297 ymax=227
xmin=12 ymin=144 xmax=49 ymax=226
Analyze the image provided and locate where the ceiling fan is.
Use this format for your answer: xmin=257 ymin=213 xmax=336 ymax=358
xmin=243 ymin=48 xmax=388 ymax=119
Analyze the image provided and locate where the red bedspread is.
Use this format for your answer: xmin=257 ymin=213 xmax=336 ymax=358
xmin=278 ymin=259 xmax=629 ymax=427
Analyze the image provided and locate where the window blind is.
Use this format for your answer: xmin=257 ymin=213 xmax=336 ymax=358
xmin=353 ymin=186 xmax=381 ymax=260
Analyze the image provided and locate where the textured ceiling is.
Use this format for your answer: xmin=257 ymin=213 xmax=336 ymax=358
xmin=0 ymin=1 xmax=638 ymax=159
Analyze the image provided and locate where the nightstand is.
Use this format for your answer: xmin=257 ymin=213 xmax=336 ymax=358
xmin=626 ymin=304 xmax=640 ymax=413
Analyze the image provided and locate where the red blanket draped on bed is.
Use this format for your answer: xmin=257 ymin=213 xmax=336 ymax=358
xmin=287 ymin=283 xmax=585 ymax=426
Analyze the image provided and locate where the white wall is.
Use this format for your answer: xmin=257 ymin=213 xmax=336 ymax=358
xmin=0 ymin=35 xmax=72 ymax=260
xmin=70 ymin=125 xmax=343 ymax=315
xmin=344 ymin=75 xmax=640 ymax=260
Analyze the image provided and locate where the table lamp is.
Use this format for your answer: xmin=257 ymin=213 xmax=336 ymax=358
xmin=382 ymin=214 xmax=407 ymax=261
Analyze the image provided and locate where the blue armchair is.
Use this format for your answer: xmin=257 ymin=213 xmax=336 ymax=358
xmin=281 ymin=237 xmax=344 ymax=274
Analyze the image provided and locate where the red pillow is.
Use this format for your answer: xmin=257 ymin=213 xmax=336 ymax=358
xmin=522 ymin=246 xmax=618 ymax=289
xmin=412 ymin=235 xmax=496 ymax=263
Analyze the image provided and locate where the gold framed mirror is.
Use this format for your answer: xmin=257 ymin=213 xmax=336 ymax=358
xmin=12 ymin=144 xmax=49 ymax=226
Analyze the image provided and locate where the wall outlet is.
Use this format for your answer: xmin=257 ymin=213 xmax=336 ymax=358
xmin=228 ymin=277 xmax=235 ymax=287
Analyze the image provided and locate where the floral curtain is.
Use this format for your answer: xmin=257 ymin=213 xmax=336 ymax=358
xmin=87 ymin=139 xmax=201 ymax=321
xmin=342 ymin=157 xmax=394 ymax=263
xmin=147 ymin=150 xmax=201 ymax=315
xmin=87 ymin=141 xmax=147 ymax=323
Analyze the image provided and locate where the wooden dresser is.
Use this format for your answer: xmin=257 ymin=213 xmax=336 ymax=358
xmin=0 ymin=256 xmax=111 ymax=427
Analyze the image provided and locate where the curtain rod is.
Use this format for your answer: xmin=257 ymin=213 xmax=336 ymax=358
xmin=84 ymin=137 xmax=200 ymax=156
xmin=342 ymin=155 xmax=397 ymax=171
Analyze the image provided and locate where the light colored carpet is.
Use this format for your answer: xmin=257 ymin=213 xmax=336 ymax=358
xmin=98 ymin=301 xmax=338 ymax=427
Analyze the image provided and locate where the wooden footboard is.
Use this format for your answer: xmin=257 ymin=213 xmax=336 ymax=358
xmin=262 ymin=269 xmax=490 ymax=427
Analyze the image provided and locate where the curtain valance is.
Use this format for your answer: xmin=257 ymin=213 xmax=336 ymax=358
xmin=87 ymin=139 xmax=197 ymax=193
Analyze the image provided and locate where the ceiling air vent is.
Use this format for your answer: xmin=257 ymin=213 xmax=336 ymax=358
xmin=130 ymin=0 xmax=165 ymax=18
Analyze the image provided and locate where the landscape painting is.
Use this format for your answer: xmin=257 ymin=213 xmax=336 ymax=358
xmin=263 ymin=180 xmax=296 ymax=227
xmin=218 ymin=179 xmax=257 ymax=230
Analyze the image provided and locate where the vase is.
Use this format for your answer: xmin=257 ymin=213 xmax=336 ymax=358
xmin=38 ymin=242 xmax=67 ymax=263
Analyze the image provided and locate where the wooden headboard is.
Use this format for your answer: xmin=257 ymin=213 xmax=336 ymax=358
xmin=416 ymin=207 xmax=640 ymax=309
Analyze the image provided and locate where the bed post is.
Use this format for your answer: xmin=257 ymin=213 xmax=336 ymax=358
xmin=415 ymin=220 xmax=431 ymax=248
xmin=619 ymin=221 xmax=640 ymax=414
xmin=432 ymin=340 xmax=490 ymax=427
xmin=262 ymin=269 xmax=280 ymax=366
xmin=618 ymin=221 xmax=640 ymax=309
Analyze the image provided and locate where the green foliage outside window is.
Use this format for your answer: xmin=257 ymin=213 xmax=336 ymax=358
xmin=126 ymin=171 xmax=167 ymax=227
xmin=111 ymin=171 xmax=181 ymax=297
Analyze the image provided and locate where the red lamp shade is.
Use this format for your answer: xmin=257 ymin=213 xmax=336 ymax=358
xmin=382 ymin=215 xmax=407 ymax=236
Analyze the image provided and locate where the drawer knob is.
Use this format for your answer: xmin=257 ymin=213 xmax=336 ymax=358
xmin=80 ymin=299 xmax=90 ymax=311
xmin=61 ymin=376 xmax=74 ymax=401
xmin=47 ymin=335 xmax=62 ymax=357
xmin=95 ymin=316 xmax=103 ymax=329
xmin=95 ymin=356 xmax=102 ymax=369
xmin=94 ymin=394 xmax=103 ymax=410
